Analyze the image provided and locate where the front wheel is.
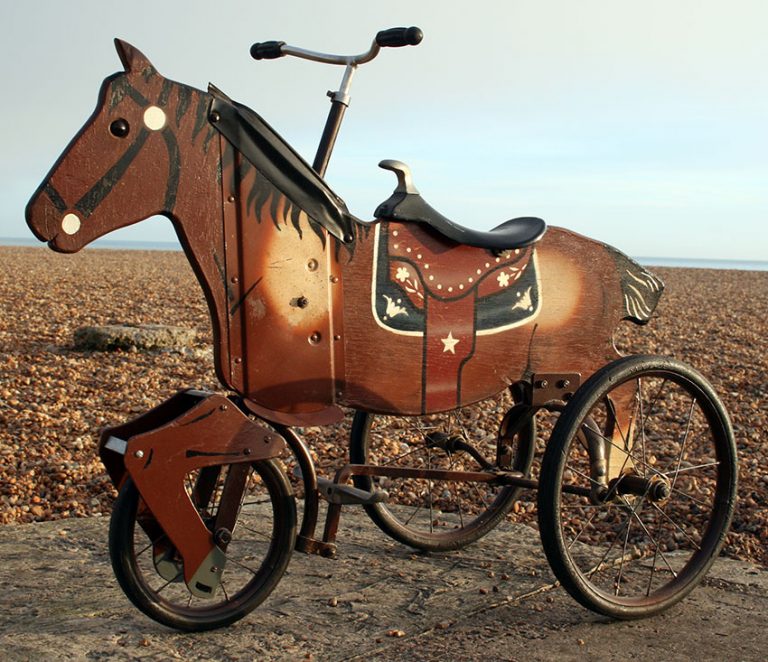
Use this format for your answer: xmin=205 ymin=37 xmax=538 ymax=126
xmin=109 ymin=459 xmax=297 ymax=631
xmin=538 ymin=355 xmax=737 ymax=619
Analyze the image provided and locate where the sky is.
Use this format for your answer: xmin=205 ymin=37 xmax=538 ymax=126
xmin=2 ymin=0 xmax=766 ymax=260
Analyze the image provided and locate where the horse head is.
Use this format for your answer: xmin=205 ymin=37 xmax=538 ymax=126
xmin=26 ymin=40 xmax=215 ymax=252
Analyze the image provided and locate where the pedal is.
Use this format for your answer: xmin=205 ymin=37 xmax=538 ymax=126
xmin=316 ymin=477 xmax=388 ymax=505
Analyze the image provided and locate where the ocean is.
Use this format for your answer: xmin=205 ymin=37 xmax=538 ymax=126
xmin=3 ymin=237 xmax=767 ymax=271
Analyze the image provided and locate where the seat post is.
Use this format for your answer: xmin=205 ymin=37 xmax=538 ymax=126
xmin=312 ymin=63 xmax=357 ymax=177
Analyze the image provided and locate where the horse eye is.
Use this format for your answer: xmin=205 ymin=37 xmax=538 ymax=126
xmin=109 ymin=119 xmax=130 ymax=138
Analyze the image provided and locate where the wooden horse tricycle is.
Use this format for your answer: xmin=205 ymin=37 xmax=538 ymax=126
xmin=26 ymin=27 xmax=737 ymax=631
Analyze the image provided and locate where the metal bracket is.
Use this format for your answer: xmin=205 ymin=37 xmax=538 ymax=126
xmin=530 ymin=373 xmax=581 ymax=406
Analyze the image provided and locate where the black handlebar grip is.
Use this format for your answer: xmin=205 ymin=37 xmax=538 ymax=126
xmin=249 ymin=41 xmax=286 ymax=60
xmin=375 ymin=26 xmax=423 ymax=48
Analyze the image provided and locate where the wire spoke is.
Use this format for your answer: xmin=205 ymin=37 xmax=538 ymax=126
xmin=627 ymin=503 xmax=678 ymax=578
xmin=649 ymin=502 xmax=703 ymax=551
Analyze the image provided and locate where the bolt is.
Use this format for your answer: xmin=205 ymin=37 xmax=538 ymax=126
xmin=535 ymin=379 xmax=548 ymax=389
xmin=214 ymin=528 xmax=232 ymax=546
xmin=243 ymin=447 xmax=252 ymax=455
xmin=209 ymin=110 xmax=220 ymax=123
xmin=134 ymin=450 xmax=144 ymax=459
xmin=558 ymin=379 xmax=570 ymax=389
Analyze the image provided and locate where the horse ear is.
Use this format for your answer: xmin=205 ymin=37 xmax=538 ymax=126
xmin=114 ymin=38 xmax=157 ymax=76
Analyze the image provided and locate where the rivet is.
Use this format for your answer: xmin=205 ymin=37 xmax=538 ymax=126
xmin=333 ymin=334 xmax=341 ymax=341
xmin=307 ymin=258 xmax=318 ymax=271
xmin=211 ymin=566 xmax=219 ymax=573
xmin=535 ymin=380 xmax=548 ymax=389
xmin=233 ymin=357 xmax=242 ymax=364
xmin=558 ymin=379 xmax=571 ymax=389
xmin=336 ymin=391 xmax=343 ymax=398
xmin=134 ymin=450 xmax=144 ymax=459
xmin=209 ymin=110 xmax=220 ymax=123
xmin=330 ymin=275 xmax=339 ymax=283
xmin=220 ymin=404 xmax=229 ymax=411
xmin=231 ymin=275 xmax=239 ymax=283
xmin=243 ymin=448 xmax=252 ymax=455
xmin=309 ymin=332 xmax=321 ymax=344
xmin=296 ymin=296 xmax=309 ymax=309
xmin=227 ymin=194 xmax=235 ymax=203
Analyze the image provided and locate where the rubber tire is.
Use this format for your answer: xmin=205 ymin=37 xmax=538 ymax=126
xmin=350 ymin=407 xmax=535 ymax=552
xmin=109 ymin=459 xmax=296 ymax=631
xmin=537 ymin=355 xmax=737 ymax=619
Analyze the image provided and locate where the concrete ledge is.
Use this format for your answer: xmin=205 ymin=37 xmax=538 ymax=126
xmin=0 ymin=509 xmax=766 ymax=660
xmin=73 ymin=324 xmax=197 ymax=351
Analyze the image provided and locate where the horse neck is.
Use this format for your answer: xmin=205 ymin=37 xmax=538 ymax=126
xmin=161 ymin=86 xmax=232 ymax=384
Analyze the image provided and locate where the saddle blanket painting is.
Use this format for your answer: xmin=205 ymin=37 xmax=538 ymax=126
xmin=372 ymin=221 xmax=540 ymax=412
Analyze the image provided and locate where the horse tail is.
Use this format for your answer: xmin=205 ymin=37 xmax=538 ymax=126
xmin=607 ymin=247 xmax=665 ymax=325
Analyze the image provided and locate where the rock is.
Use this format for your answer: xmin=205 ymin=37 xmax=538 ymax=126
xmin=73 ymin=324 xmax=197 ymax=352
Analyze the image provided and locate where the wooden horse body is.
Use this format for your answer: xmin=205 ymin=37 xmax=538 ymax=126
xmin=26 ymin=41 xmax=664 ymax=427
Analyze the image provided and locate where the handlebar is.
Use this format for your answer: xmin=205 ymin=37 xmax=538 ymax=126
xmin=250 ymin=26 xmax=423 ymax=65
xmin=375 ymin=27 xmax=423 ymax=48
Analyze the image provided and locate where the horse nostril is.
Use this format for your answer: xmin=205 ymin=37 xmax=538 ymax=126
xmin=110 ymin=118 xmax=130 ymax=138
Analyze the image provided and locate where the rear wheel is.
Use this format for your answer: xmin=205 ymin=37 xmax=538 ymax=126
xmin=350 ymin=391 xmax=535 ymax=552
xmin=109 ymin=459 xmax=296 ymax=631
xmin=538 ymin=356 xmax=737 ymax=619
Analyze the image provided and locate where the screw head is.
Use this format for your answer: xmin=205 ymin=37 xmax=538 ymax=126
xmin=134 ymin=450 xmax=144 ymax=459
xmin=209 ymin=110 xmax=220 ymax=123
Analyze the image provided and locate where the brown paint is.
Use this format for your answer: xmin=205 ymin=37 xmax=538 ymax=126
xmin=25 ymin=43 xmax=662 ymax=424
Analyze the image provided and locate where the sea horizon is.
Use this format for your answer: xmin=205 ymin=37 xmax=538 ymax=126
xmin=2 ymin=236 xmax=767 ymax=272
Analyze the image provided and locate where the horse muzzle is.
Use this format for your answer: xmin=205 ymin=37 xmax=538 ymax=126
xmin=25 ymin=187 xmax=83 ymax=253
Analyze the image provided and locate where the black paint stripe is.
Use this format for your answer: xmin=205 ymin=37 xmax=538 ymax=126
xmin=110 ymin=77 xmax=150 ymax=109
xmin=44 ymin=184 xmax=67 ymax=212
xmin=161 ymin=128 xmax=180 ymax=211
xmin=74 ymin=128 xmax=150 ymax=218
xmin=176 ymin=86 xmax=192 ymax=126
xmin=213 ymin=252 xmax=234 ymax=303
xmin=230 ymin=277 xmax=263 ymax=316
xmin=456 ymin=289 xmax=479 ymax=406
xmin=157 ymin=78 xmax=173 ymax=106
xmin=192 ymin=96 xmax=209 ymax=142
xmin=420 ymin=293 xmax=429 ymax=414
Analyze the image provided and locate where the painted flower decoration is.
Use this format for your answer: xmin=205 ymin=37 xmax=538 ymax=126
xmin=395 ymin=266 xmax=410 ymax=282
xmin=497 ymin=271 xmax=510 ymax=288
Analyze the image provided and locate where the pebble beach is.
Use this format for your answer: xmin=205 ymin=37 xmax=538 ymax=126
xmin=1 ymin=245 xmax=766 ymax=566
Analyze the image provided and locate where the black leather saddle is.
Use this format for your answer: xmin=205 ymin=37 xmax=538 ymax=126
xmin=374 ymin=160 xmax=546 ymax=250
